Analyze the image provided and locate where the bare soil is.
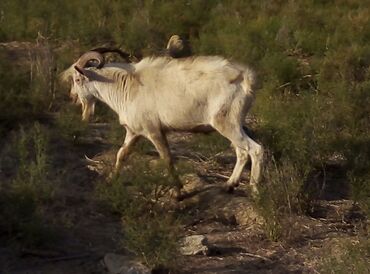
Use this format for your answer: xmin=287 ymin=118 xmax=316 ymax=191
xmin=1 ymin=122 xmax=367 ymax=274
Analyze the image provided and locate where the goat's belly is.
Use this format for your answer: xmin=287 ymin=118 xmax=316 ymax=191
xmin=164 ymin=124 xmax=214 ymax=133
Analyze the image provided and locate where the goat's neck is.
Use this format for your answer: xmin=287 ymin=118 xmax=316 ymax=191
xmin=92 ymin=81 xmax=125 ymax=115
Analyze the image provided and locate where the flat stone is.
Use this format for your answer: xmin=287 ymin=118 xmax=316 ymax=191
xmin=179 ymin=235 xmax=209 ymax=255
xmin=103 ymin=253 xmax=150 ymax=274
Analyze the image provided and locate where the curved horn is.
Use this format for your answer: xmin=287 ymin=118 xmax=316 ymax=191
xmin=89 ymin=47 xmax=132 ymax=63
xmin=75 ymin=51 xmax=105 ymax=69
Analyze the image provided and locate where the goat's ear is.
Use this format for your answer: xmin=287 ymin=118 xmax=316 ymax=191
xmin=74 ymin=66 xmax=86 ymax=76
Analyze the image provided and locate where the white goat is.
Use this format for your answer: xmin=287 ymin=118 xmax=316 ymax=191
xmin=64 ymin=51 xmax=263 ymax=196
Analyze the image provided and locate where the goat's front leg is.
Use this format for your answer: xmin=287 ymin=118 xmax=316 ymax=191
xmin=147 ymin=131 xmax=183 ymax=200
xmin=115 ymin=128 xmax=139 ymax=171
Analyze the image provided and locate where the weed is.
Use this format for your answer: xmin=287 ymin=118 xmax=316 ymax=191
xmin=12 ymin=123 xmax=53 ymax=202
xmin=96 ymin=156 xmax=187 ymax=269
xmin=0 ymin=123 xmax=54 ymax=247
xmin=54 ymin=104 xmax=89 ymax=144
xmin=186 ymin=132 xmax=230 ymax=158
xmin=319 ymin=237 xmax=370 ymax=274
xmin=254 ymin=157 xmax=308 ymax=241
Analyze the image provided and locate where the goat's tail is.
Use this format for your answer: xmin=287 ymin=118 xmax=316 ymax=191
xmin=228 ymin=63 xmax=256 ymax=95
xmin=242 ymin=67 xmax=256 ymax=95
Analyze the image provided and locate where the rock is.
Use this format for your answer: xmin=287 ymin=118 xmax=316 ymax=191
xmin=179 ymin=235 xmax=209 ymax=255
xmin=231 ymin=199 xmax=264 ymax=226
xmin=181 ymin=174 xmax=204 ymax=193
xmin=103 ymin=253 xmax=150 ymax=274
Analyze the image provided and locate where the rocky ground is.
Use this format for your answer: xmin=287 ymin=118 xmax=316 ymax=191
xmin=0 ymin=122 xmax=368 ymax=274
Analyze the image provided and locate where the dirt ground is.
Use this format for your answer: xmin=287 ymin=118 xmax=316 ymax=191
xmin=0 ymin=122 xmax=367 ymax=274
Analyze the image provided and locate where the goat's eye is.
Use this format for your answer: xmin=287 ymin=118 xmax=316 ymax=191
xmin=75 ymin=78 xmax=80 ymax=83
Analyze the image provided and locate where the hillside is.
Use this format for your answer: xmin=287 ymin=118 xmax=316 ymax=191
xmin=0 ymin=1 xmax=369 ymax=273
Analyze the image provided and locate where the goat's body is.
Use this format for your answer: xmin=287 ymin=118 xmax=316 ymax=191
xmin=91 ymin=57 xmax=254 ymax=133
xmin=71 ymin=55 xmax=263 ymax=194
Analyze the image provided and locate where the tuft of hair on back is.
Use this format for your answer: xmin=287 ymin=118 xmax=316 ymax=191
xmin=166 ymin=34 xmax=192 ymax=58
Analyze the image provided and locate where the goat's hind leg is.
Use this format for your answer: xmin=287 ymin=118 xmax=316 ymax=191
xmin=233 ymin=132 xmax=263 ymax=194
xmin=214 ymin=125 xmax=263 ymax=194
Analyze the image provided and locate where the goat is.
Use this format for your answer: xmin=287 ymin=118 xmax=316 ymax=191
xmin=64 ymin=51 xmax=263 ymax=197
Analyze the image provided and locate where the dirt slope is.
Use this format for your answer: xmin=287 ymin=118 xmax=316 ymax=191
xmin=1 ymin=122 xmax=367 ymax=274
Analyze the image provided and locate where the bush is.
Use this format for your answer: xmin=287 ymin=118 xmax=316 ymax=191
xmin=254 ymin=158 xmax=308 ymax=241
xmin=320 ymin=237 xmax=370 ymax=274
xmin=0 ymin=123 xmax=54 ymax=247
xmin=54 ymin=104 xmax=89 ymax=144
xmin=0 ymin=41 xmax=55 ymax=137
xmin=186 ymin=132 xmax=230 ymax=158
xmin=96 ymin=156 xmax=185 ymax=269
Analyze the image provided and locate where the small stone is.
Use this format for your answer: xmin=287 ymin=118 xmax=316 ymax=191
xmin=103 ymin=253 xmax=150 ymax=274
xmin=179 ymin=235 xmax=209 ymax=255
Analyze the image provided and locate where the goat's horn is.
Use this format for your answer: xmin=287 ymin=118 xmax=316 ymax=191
xmin=75 ymin=51 xmax=105 ymax=69
xmin=84 ymin=155 xmax=102 ymax=164
xmin=90 ymin=47 xmax=132 ymax=63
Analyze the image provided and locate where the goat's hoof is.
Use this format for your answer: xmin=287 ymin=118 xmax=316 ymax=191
xmin=223 ymin=184 xmax=235 ymax=193
xmin=169 ymin=189 xmax=184 ymax=202
xmin=251 ymin=189 xmax=259 ymax=199
xmin=176 ymin=194 xmax=185 ymax=202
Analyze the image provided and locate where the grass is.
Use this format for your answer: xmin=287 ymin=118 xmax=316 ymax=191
xmin=186 ymin=132 xmax=230 ymax=158
xmin=54 ymin=104 xmax=89 ymax=144
xmin=96 ymin=156 xmax=186 ymax=269
xmin=320 ymin=237 xmax=370 ymax=274
xmin=0 ymin=123 xmax=55 ymax=247
xmin=254 ymin=157 xmax=309 ymax=241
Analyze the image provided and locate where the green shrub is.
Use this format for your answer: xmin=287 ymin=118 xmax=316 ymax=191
xmin=54 ymin=104 xmax=89 ymax=144
xmin=0 ymin=123 xmax=54 ymax=247
xmin=12 ymin=123 xmax=53 ymax=202
xmin=254 ymin=158 xmax=308 ymax=241
xmin=0 ymin=42 xmax=55 ymax=137
xmin=186 ymin=132 xmax=230 ymax=158
xmin=320 ymin=237 xmax=370 ymax=274
xmin=96 ymin=156 xmax=186 ymax=268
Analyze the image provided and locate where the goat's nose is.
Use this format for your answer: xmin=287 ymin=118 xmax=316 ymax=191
xmin=69 ymin=92 xmax=81 ymax=105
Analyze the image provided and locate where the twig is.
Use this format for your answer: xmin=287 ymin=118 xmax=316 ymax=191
xmin=277 ymin=82 xmax=291 ymax=89
xmin=206 ymin=173 xmax=230 ymax=180
xmin=40 ymin=253 xmax=91 ymax=263
xmin=21 ymin=248 xmax=61 ymax=258
xmin=195 ymin=152 xmax=211 ymax=162
xmin=176 ymin=155 xmax=201 ymax=165
xmin=242 ymin=252 xmax=272 ymax=262
xmin=21 ymin=248 xmax=91 ymax=263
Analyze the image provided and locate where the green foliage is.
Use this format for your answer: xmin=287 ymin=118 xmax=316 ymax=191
xmin=254 ymin=158 xmax=308 ymax=241
xmin=12 ymin=123 xmax=53 ymax=201
xmin=54 ymin=104 xmax=89 ymax=143
xmin=186 ymin=132 xmax=230 ymax=158
xmin=0 ymin=43 xmax=55 ymax=137
xmin=96 ymin=156 xmax=185 ymax=268
xmin=122 ymin=208 xmax=181 ymax=269
xmin=0 ymin=123 xmax=54 ymax=247
xmin=320 ymin=237 xmax=370 ymax=274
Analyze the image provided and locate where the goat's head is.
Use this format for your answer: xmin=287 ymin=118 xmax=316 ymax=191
xmin=71 ymin=51 xmax=105 ymax=121
xmin=62 ymin=48 xmax=132 ymax=120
